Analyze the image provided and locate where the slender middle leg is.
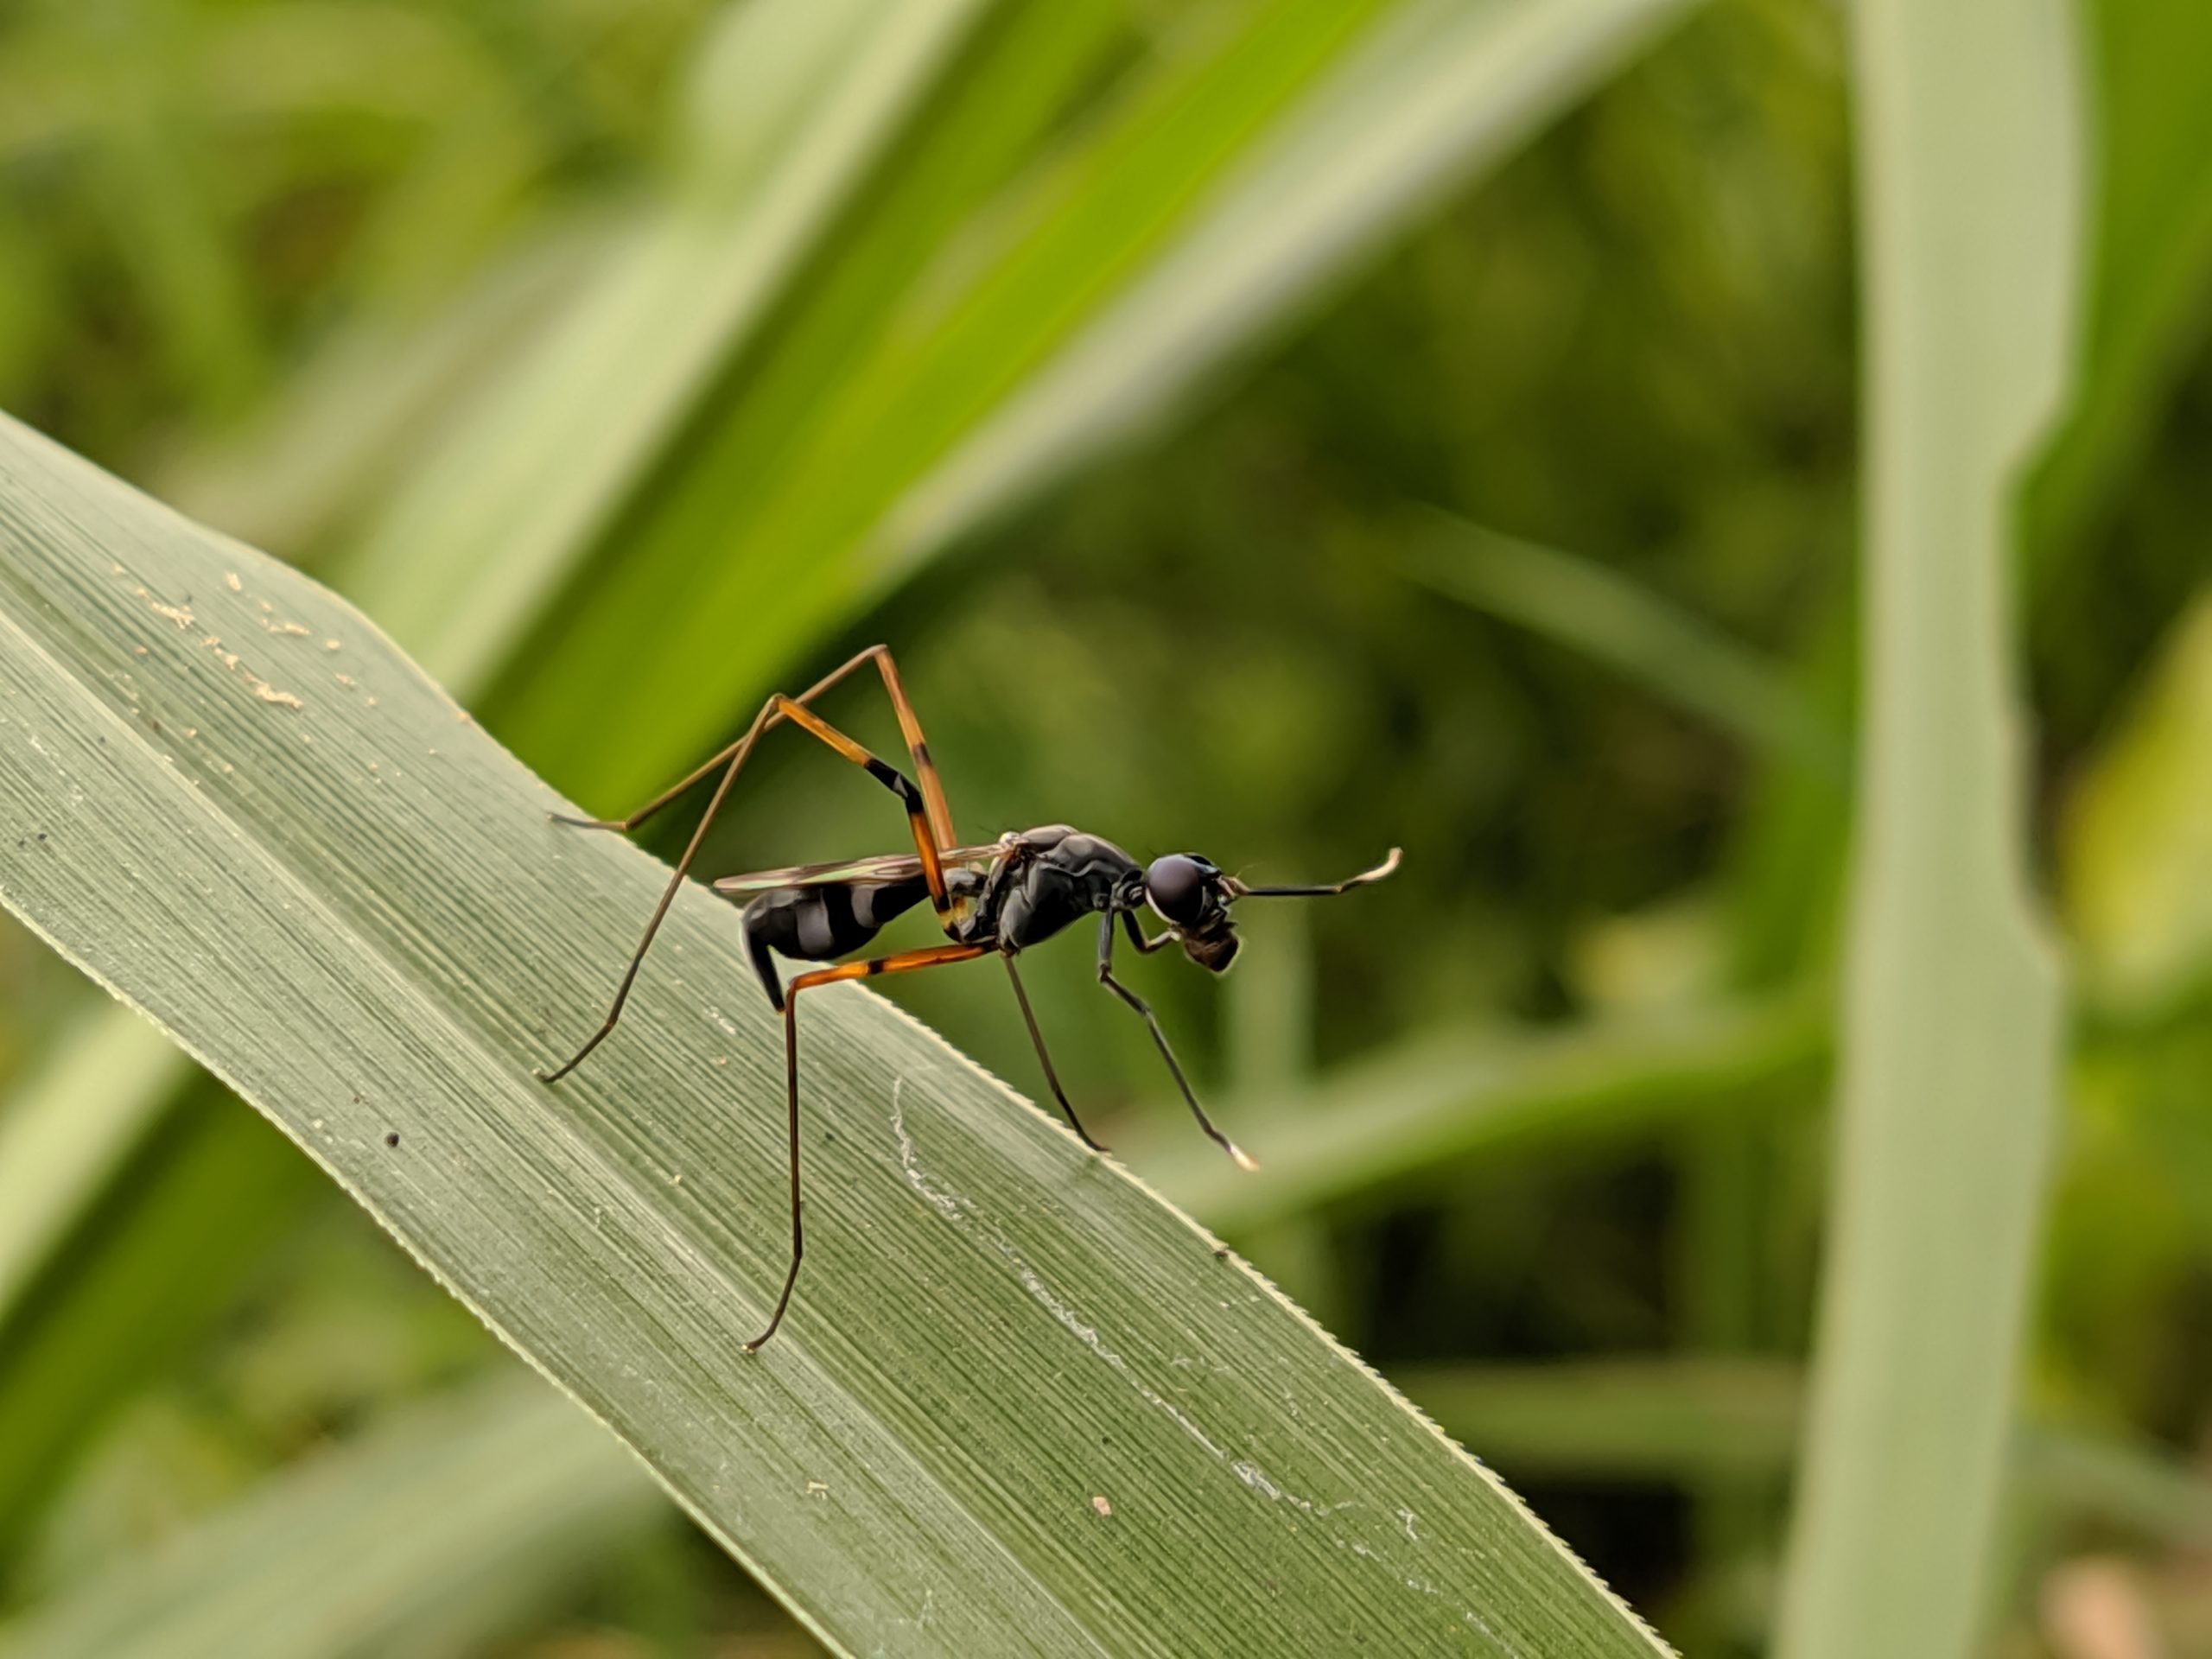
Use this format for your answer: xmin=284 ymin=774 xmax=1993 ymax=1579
xmin=539 ymin=652 xmax=957 ymax=1082
xmin=1096 ymin=912 xmax=1256 ymax=1171
xmin=747 ymin=942 xmax=987 ymax=1351
xmin=1001 ymin=953 xmax=1105 ymax=1153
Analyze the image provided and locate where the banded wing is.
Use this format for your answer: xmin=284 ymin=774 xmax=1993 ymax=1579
xmin=713 ymin=842 xmax=1008 ymax=898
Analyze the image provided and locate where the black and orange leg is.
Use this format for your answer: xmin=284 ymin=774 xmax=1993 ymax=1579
xmin=1096 ymin=912 xmax=1256 ymax=1172
xmin=1001 ymin=954 xmax=1105 ymax=1153
xmin=538 ymin=664 xmax=956 ymax=1084
xmin=748 ymin=943 xmax=987 ymax=1351
xmin=550 ymin=645 xmax=956 ymax=848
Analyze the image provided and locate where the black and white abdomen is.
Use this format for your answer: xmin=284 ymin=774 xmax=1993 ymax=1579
xmin=741 ymin=875 xmax=930 ymax=1010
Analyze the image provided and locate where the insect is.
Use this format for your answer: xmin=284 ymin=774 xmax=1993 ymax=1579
xmin=536 ymin=645 xmax=1399 ymax=1350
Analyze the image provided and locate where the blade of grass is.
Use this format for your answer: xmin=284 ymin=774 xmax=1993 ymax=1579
xmin=1401 ymin=512 xmax=1844 ymax=776
xmin=1396 ymin=1361 xmax=2212 ymax=1548
xmin=69 ymin=0 xmax=264 ymax=416
xmin=0 ymin=416 xmax=1669 ymax=1655
xmin=1148 ymin=989 xmax=1828 ymax=1233
xmin=0 ymin=1370 xmax=663 ymax=1659
xmin=0 ymin=1008 xmax=176 ymax=1312
xmin=2024 ymin=0 xmax=2212 ymax=572
xmin=2060 ymin=592 xmax=2212 ymax=1017
xmin=499 ymin=0 xmax=1700 ymax=803
xmin=876 ymin=0 xmax=1701 ymax=579
xmin=498 ymin=0 xmax=1391 ymax=794
xmin=0 ymin=1094 xmax=316 ymax=1545
xmin=156 ymin=213 xmax=618 ymax=558
xmin=1773 ymin=0 xmax=2082 ymax=1652
xmin=334 ymin=0 xmax=990 ymax=689
xmin=1399 ymin=1358 xmax=1804 ymax=1482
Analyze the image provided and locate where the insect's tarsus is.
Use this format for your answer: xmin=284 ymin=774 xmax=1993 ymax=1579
xmin=537 ymin=645 xmax=1398 ymax=1348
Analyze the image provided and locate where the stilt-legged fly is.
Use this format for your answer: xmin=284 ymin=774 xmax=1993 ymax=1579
xmin=537 ymin=645 xmax=1399 ymax=1349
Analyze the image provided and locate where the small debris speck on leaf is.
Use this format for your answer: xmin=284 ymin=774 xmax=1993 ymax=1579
xmin=384 ymin=1131 xmax=400 ymax=1147
xmin=225 ymin=572 xmax=242 ymax=593
xmin=1090 ymin=1495 xmax=1113 ymax=1518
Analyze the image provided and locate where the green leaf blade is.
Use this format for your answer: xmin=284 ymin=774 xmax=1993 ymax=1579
xmin=0 ymin=415 xmax=1667 ymax=1655
xmin=1774 ymin=0 xmax=2082 ymax=1652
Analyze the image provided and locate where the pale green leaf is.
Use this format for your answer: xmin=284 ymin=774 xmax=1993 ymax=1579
xmin=335 ymin=0 xmax=989 ymax=690
xmin=1774 ymin=0 xmax=2082 ymax=1653
xmin=0 ymin=1372 xmax=662 ymax=1659
xmin=0 ymin=416 xmax=1668 ymax=1655
xmin=499 ymin=0 xmax=1700 ymax=804
xmin=2060 ymin=591 xmax=2212 ymax=1014
xmin=874 ymin=0 xmax=1700 ymax=579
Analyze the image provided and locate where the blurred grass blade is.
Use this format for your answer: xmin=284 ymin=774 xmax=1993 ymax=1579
xmin=2060 ymin=591 xmax=2212 ymax=1017
xmin=336 ymin=0 xmax=988 ymax=690
xmin=1775 ymin=0 xmax=2081 ymax=1653
xmin=1402 ymin=1359 xmax=1806 ymax=1483
xmin=0 ymin=1371 xmax=660 ymax=1659
xmin=2025 ymin=0 xmax=2212 ymax=569
xmin=0 ymin=1095 xmax=315 ymax=1543
xmin=157 ymin=215 xmax=617 ymax=559
xmin=1151 ymin=990 xmax=1827 ymax=1233
xmin=0 ymin=1009 xmax=175 ymax=1312
xmin=0 ymin=418 xmax=1670 ymax=1655
xmin=500 ymin=0 xmax=1701 ymax=802
xmin=1402 ymin=511 xmax=1844 ymax=774
xmin=73 ymin=0 xmax=264 ymax=416
xmin=874 ymin=0 xmax=1700 ymax=576
xmin=1398 ymin=1362 xmax=2212 ymax=1548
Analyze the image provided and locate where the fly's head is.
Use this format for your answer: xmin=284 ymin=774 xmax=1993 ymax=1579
xmin=1142 ymin=854 xmax=1240 ymax=973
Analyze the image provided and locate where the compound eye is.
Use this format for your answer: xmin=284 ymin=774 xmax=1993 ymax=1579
xmin=1145 ymin=854 xmax=1211 ymax=925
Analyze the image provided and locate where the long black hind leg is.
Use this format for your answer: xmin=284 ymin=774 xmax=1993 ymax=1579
xmin=748 ymin=943 xmax=986 ymax=1351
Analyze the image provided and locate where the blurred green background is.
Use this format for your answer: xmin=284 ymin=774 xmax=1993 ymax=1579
xmin=0 ymin=0 xmax=2207 ymax=1653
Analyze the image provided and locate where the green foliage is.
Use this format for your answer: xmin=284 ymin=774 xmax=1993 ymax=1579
xmin=2 ymin=0 xmax=2211 ymax=1651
